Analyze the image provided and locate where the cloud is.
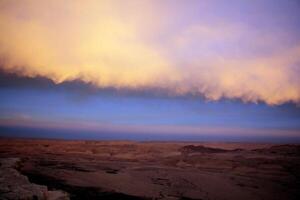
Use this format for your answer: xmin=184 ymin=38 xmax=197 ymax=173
xmin=0 ymin=0 xmax=176 ymax=88
xmin=0 ymin=0 xmax=300 ymax=105
xmin=175 ymin=45 xmax=300 ymax=105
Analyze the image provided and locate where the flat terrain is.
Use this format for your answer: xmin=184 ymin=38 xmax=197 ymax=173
xmin=0 ymin=139 xmax=300 ymax=200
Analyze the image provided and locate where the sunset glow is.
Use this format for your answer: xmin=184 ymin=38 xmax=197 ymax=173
xmin=0 ymin=0 xmax=300 ymax=141
xmin=1 ymin=0 xmax=300 ymax=105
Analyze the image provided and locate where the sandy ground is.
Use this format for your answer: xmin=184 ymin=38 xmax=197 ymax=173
xmin=0 ymin=138 xmax=299 ymax=200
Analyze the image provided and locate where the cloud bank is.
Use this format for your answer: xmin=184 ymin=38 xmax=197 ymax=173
xmin=0 ymin=0 xmax=300 ymax=105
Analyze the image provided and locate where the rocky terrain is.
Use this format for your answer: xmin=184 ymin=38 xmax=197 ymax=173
xmin=0 ymin=139 xmax=300 ymax=200
xmin=0 ymin=157 xmax=68 ymax=200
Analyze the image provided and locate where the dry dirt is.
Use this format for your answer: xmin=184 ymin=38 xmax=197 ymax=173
xmin=0 ymin=138 xmax=299 ymax=200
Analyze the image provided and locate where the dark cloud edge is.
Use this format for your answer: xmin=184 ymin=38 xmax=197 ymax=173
xmin=0 ymin=69 xmax=298 ymax=107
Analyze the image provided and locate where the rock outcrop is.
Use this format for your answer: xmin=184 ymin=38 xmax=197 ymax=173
xmin=0 ymin=158 xmax=69 ymax=200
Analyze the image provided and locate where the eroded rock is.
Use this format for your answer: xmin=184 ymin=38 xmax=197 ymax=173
xmin=0 ymin=158 xmax=69 ymax=200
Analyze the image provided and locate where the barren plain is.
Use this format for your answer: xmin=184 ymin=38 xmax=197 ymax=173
xmin=0 ymin=139 xmax=300 ymax=200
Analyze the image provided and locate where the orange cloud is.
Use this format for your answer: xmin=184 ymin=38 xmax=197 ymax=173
xmin=0 ymin=0 xmax=299 ymax=105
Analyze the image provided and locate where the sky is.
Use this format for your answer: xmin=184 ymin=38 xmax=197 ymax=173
xmin=0 ymin=0 xmax=300 ymax=142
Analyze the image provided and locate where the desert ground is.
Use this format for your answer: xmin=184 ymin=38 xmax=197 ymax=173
xmin=0 ymin=138 xmax=299 ymax=200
